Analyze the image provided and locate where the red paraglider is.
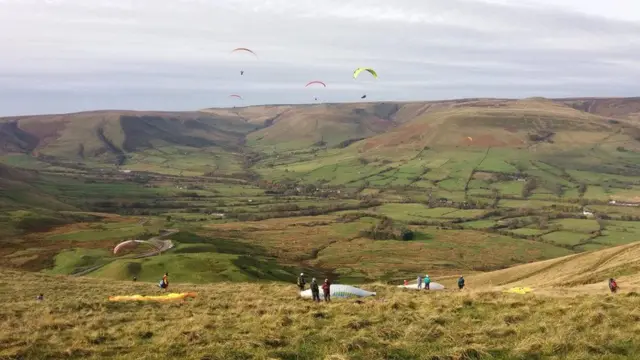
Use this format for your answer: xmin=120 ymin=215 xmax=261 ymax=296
xmin=305 ymin=81 xmax=326 ymax=87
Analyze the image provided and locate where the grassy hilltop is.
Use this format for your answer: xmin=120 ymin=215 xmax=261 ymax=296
xmin=2 ymin=241 xmax=640 ymax=360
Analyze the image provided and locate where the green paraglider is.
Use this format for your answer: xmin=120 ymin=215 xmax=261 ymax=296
xmin=353 ymin=67 xmax=378 ymax=79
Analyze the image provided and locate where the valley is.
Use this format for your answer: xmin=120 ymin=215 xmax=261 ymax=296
xmin=1 ymin=97 xmax=640 ymax=285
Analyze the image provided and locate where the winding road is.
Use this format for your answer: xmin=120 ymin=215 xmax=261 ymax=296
xmin=72 ymin=229 xmax=178 ymax=277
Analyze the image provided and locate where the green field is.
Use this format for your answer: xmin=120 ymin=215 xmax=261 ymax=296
xmin=2 ymin=98 xmax=640 ymax=288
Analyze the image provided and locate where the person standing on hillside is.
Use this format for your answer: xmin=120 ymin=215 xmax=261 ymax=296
xmin=322 ymin=279 xmax=331 ymax=302
xmin=609 ymin=278 xmax=618 ymax=293
xmin=417 ymin=275 xmax=423 ymax=289
xmin=159 ymin=272 xmax=169 ymax=291
xmin=311 ymin=278 xmax=320 ymax=302
xmin=424 ymin=274 xmax=431 ymax=290
xmin=458 ymin=276 xmax=465 ymax=290
xmin=297 ymin=273 xmax=306 ymax=292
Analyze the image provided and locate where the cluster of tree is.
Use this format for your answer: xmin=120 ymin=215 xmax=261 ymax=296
xmin=360 ymin=217 xmax=414 ymax=241
xmin=227 ymin=200 xmax=382 ymax=222
xmin=260 ymin=180 xmax=348 ymax=198
xmin=527 ymin=130 xmax=555 ymax=143
xmin=543 ymin=204 xmax=582 ymax=213
xmin=618 ymin=215 xmax=640 ymax=221
xmin=335 ymin=138 xmax=365 ymax=149
xmin=86 ymin=200 xmax=192 ymax=211
xmin=521 ymin=178 xmax=538 ymax=198
xmin=336 ymin=212 xmax=386 ymax=223
xmin=242 ymin=152 xmax=264 ymax=168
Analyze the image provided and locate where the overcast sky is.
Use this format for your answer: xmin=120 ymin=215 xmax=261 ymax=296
xmin=1 ymin=0 xmax=640 ymax=115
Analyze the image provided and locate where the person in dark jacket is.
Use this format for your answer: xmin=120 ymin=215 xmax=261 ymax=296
xmin=458 ymin=276 xmax=465 ymax=290
xmin=311 ymin=278 xmax=320 ymax=302
xmin=609 ymin=278 xmax=618 ymax=293
xmin=297 ymin=273 xmax=306 ymax=291
xmin=322 ymin=279 xmax=331 ymax=302
xmin=159 ymin=272 xmax=169 ymax=291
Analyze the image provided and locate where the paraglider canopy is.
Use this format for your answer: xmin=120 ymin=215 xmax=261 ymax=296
xmin=113 ymin=240 xmax=155 ymax=255
xmin=229 ymin=94 xmax=243 ymax=100
xmin=231 ymin=47 xmax=258 ymax=58
xmin=300 ymin=284 xmax=375 ymax=299
xmin=305 ymin=81 xmax=326 ymax=87
xmin=353 ymin=67 xmax=378 ymax=79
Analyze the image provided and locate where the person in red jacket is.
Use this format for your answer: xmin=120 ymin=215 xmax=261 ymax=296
xmin=322 ymin=279 xmax=331 ymax=302
xmin=609 ymin=278 xmax=618 ymax=293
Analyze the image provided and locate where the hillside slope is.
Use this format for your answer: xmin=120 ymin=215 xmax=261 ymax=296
xmin=3 ymin=242 xmax=640 ymax=359
xmin=0 ymin=163 xmax=74 ymax=211
xmin=0 ymin=111 xmax=260 ymax=167
xmin=356 ymin=98 xmax=637 ymax=153
xmin=467 ymin=241 xmax=640 ymax=292
xmin=559 ymin=97 xmax=640 ymax=122
xmin=204 ymin=99 xmax=515 ymax=150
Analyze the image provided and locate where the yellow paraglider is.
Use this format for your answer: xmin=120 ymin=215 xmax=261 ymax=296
xmin=353 ymin=67 xmax=378 ymax=80
xmin=467 ymin=136 xmax=473 ymax=142
xmin=108 ymin=292 xmax=197 ymax=302
xmin=504 ymin=287 xmax=532 ymax=295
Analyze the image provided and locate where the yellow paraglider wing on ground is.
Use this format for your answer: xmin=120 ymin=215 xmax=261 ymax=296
xmin=108 ymin=292 xmax=196 ymax=302
xmin=353 ymin=67 xmax=378 ymax=79
xmin=503 ymin=287 xmax=533 ymax=294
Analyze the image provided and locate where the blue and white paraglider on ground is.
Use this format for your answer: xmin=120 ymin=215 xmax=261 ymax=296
xmin=300 ymin=284 xmax=376 ymax=299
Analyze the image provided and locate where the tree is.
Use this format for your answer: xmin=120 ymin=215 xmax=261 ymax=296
xmin=491 ymin=188 xmax=501 ymax=208
xmin=578 ymin=183 xmax=587 ymax=196
xmin=522 ymin=178 xmax=538 ymax=198
xmin=537 ymin=216 xmax=549 ymax=230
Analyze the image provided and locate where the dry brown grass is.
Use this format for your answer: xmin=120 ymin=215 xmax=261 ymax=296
xmin=466 ymin=242 xmax=640 ymax=290
xmin=2 ymin=260 xmax=640 ymax=360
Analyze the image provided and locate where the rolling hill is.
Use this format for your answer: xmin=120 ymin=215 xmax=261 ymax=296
xmin=2 ymin=97 xmax=640 ymax=170
xmin=0 ymin=111 xmax=261 ymax=174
